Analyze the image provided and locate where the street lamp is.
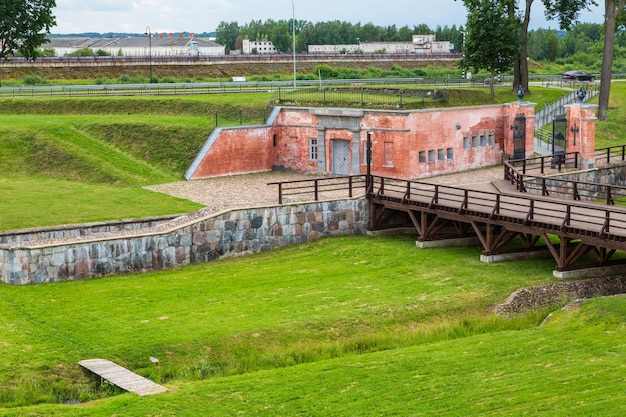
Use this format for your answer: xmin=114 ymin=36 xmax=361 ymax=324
xmin=144 ymin=26 xmax=152 ymax=82
xmin=290 ymin=0 xmax=296 ymax=90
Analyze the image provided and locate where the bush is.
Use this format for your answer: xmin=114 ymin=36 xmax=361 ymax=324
xmin=66 ymin=48 xmax=95 ymax=57
xmin=315 ymin=64 xmax=336 ymax=79
xmin=23 ymin=76 xmax=49 ymax=86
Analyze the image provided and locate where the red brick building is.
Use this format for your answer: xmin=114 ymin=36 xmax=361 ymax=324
xmin=185 ymin=102 xmax=537 ymax=180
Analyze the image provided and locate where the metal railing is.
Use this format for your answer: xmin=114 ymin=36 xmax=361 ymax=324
xmin=0 ymin=53 xmax=463 ymax=67
xmin=0 ymin=77 xmax=493 ymax=99
xmin=534 ymin=86 xmax=599 ymax=131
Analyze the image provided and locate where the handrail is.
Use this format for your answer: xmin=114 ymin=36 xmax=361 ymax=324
xmin=368 ymin=175 xmax=626 ymax=244
xmin=268 ymin=175 xmax=366 ymax=205
xmin=505 ymin=151 xmax=579 ymax=175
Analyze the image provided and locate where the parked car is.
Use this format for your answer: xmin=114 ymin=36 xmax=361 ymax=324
xmin=562 ymin=70 xmax=595 ymax=82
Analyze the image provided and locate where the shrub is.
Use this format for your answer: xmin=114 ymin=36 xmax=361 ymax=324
xmin=66 ymin=48 xmax=95 ymax=57
xmin=23 ymin=76 xmax=49 ymax=86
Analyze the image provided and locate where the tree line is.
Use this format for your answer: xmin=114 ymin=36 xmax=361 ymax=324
xmin=215 ymin=19 xmax=465 ymax=53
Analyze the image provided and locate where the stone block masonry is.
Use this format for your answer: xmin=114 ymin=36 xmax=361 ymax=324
xmin=0 ymin=199 xmax=368 ymax=285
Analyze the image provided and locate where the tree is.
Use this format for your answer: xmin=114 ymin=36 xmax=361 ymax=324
xmin=0 ymin=0 xmax=56 ymax=61
xmin=270 ymin=21 xmax=291 ymax=52
xmin=462 ymin=0 xmax=520 ymax=97
xmin=514 ymin=0 xmax=597 ymax=93
xmin=215 ymin=21 xmax=240 ymax=51
xmin=598 ymin=0 xmax=626 ymax=121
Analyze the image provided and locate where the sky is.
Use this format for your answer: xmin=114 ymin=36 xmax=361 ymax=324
xmin=52 ymin=0 xmax=605 ymax=35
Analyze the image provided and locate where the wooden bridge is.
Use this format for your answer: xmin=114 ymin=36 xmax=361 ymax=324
xmin=78 ymin=359 xmax=167 ymax=396
xmin=271 ymin=146 xmax=626 ymax=277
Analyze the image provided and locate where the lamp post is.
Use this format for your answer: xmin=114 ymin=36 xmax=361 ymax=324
xmin=144 ymin=26 xmax=152 ymax=82
xmin=366 ymin=131 xmax=373 ymax=196
xmin=290 ymin=0 xmax=296 ymax=90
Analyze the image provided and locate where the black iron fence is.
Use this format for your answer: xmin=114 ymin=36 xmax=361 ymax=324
xmin=273 ymin=87 xmax=446 ymax=108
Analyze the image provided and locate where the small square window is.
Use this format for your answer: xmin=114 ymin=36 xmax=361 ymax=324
xmin=419 ymin=151 xmax=426 ymax=163
xmin=447 ymin=148 xmax=454 ymax=160
xmin=428 ymin=150 xmax=435 ymax=162
xmin=463 ymin=137 xmax=469 ymax=149
xmin=309 ymin=137 xmax=318 ymax=161
xmin=480 ymin=135 xmax=487 ymax=146
xmin=488 ymin=134 xmax=495 ymax=146
xmin=438 ymin=149 xmax=445 ymax=160
xmin=472 ymin=136 xmax=479 ymax=148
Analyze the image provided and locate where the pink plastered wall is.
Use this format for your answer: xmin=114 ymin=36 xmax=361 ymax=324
xmin=187 ymin=104 xmax=534 ymax=181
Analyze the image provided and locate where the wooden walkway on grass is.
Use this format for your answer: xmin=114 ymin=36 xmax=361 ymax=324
xmin=78 ymin=358 xmax=167 ymax=396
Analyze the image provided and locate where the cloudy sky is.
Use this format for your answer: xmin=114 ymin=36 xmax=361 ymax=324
xmin=52 ymin=0 xmax=605 ymax=35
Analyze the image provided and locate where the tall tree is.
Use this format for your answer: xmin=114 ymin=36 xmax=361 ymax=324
xmin=517 ymin=0 xmax=597 ymax=92
xmin=215 ymin=21 xmax=240 ymax=51
xmin=0 ymin=0 xmax=56 ymax=61
xmin=462 ymin=0 xmax=520 ymax=97
xmin=598 ymin=0 xmax=626 ymax=121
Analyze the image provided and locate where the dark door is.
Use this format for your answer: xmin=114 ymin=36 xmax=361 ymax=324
xmin=552 ymin=116 xmax=567 ymax=154
xmin=512 ymin=115 xmax=526 ymax=160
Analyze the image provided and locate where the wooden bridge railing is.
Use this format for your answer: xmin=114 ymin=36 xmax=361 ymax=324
xmin=595 ymin=144 xmax=626 ymax=166
xmin=369 ymin=175 xmax=626 ymax=245
xmin=268 ymin=175 xmax=367 ymax=205
xmin=505 ymin=151 xmax=580 ymax=176
xmin=503 ymin=144 xmax=626 ymax=205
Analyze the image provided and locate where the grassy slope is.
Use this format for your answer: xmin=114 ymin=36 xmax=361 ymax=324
xmin=0 ymin=94 xmax=279 ymax=230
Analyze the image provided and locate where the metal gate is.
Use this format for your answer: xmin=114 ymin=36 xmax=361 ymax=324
xmin=332 ymin=139 xmax=351 ymax=175
xmin=552 ymin=116 xmax=567 ymax=154
xmin=512 ymin=114 xmax=526 ymax=160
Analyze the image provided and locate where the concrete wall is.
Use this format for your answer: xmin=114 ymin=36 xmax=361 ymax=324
xmin=0 ymin=199 xmax=368 ymax=285
xmin=186 ymin=105 xmax=524 ymax=181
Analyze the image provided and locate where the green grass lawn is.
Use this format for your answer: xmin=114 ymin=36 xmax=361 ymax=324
xmin=0 ymin=86 xmax=625 ymax=415
xmin=0 ymin=236 xmax=622 ymax=415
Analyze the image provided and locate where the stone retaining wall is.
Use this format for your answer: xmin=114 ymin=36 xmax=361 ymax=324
xmin=523 ymin=165 xmax=626 ymax=200
xmin=0 ymin=216 xmax=178 ymax=245
xmin=495 ymin=275 xmax=626 ymax=316
xmin=0 ymin=199 xmax=368 ymax=285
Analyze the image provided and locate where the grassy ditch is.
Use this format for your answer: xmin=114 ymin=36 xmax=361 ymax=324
xmin=0 ymin=235 xmax=556 ymax=407
xmin=0 ymin=236 xmax=622 ymax=415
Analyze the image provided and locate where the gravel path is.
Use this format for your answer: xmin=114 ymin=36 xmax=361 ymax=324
xmin=145 ymin=166 xmax=505 ymax=209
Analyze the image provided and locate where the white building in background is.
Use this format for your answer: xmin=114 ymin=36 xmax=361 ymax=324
xmin=242 ymin=39 xmax=277 ymax=54
xmin=47 ymin=34 xmax=225 ymax=57
xmin=308 ymin=34 xmax=452 ymax=54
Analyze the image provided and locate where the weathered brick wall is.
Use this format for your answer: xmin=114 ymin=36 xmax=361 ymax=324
xmin=0 ymin=199 xmax=368 ymax=285
xmin=187 ymin=105 xmax=512 ymax=180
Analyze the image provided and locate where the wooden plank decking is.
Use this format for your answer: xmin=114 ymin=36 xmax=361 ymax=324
xmin=78 ymin=358 xmax=167 ymax=396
